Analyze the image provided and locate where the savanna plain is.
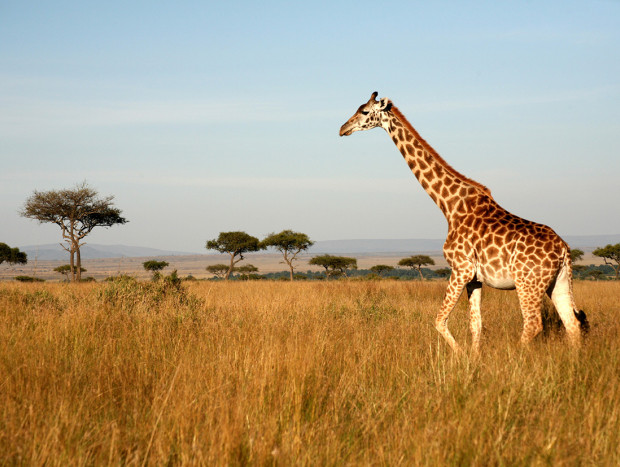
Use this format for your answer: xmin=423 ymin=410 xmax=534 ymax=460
xmin=1 ymin=279 xmax=619 ymax=465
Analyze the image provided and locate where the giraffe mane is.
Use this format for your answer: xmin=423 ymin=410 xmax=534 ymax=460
xmin=390 ymin=105 xmax=493 ymax=197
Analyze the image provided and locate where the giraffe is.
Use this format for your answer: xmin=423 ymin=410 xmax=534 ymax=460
xmin=340 ymin=92 xmax=589 ymax=353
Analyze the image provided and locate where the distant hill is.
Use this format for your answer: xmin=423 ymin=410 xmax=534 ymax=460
xmin=20 ymin=244 xmax=194 ymax=261
xmin=20 ymin=234 xmax=620 ymax=260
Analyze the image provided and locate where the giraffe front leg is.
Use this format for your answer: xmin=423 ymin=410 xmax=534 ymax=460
xmin=466 ymin=280 xmax=483 ymax=354
xmin=435 ymin=269 xmax=473 ymax=353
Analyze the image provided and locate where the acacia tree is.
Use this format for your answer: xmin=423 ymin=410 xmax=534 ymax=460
xmin=54 ymin=264 xmax=86 ymax=281
xmin=143 ymin=260 xmax=169 ymax=281
xmin=593 ymin=243 xmax=620 ymax=280
xmin=369 ymin=264 xmax=394 ymax=277
xmin=0 ymin=243 xmax=27 ymax=267
xmin=235 ymin=264 xmax=259 ymax=280
xmin=21 ymin=182 xmax=127 ymax=282
xmin=570 ymin=248 xmax=584 ymax=263
xmin=261 ymin=230 xmax=314 ymax=281
xmin=206 ymin=264 xmax=230 ymax=279
xmin=309 ymin=254 xmax=357 ymax=280
xmin=398 ymin=255 xmax=435 ymax=280
xmin=206 ymin=231 xmax=264 ymax=280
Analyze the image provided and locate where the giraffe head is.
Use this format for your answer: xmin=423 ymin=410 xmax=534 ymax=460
xmin=339 ymin=91 xmax=393 ymax=136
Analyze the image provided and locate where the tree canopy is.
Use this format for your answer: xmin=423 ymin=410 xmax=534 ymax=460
xmin=570 ymin=248 xmax=584 ymax=263
xmin=261 ymin=230 xmax=313 ymax=281
xmin=309 ymin=254 xmax=357 ymax=280
xmin=206 ymin=231 xmax=264 ymax=280
xmin=369 ymin=264 xmax=394 ymax=277
xmin=206 ymin=264 xmax=230 ymax=279
xmin=398 ymin=255 xmax=435 ymax=279
xmin=0 ymin=243 xmax=27 ymax=266
xmin=592 ymin=243 xmax=620 ymax=279
xmin=21 ymin=182 xmax=127 ymax=282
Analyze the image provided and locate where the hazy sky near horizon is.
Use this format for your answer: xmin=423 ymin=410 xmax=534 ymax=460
xmin=1 ymin=1 xmax=619 ymax=253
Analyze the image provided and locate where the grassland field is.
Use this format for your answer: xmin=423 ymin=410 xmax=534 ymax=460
xmin=0 ymin=278 xmax=618 ymax=465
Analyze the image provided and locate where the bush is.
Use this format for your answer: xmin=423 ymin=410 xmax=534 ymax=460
xmin=98 ymin=271 xmax=199 ymax=312
xmin=14 ymin=276 xmax=45 ymax=282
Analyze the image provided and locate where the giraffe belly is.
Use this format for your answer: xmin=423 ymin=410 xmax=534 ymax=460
xmin=476 ymin=266 xmax=516 ymax=290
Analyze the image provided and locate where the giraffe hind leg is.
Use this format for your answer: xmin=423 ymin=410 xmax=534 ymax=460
xmin=547 ymin=271 xmax=585 ymax=345
xmin=515 ymin=282 xmax=544 ymax=344
xmin=466 ymin=280 xmax=483 ymax=354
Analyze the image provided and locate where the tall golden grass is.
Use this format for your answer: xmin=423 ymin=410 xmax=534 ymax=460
xmin=0 ymin=279 xmax=618 ymax=465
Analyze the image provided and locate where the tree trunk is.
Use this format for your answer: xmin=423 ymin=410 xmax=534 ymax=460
xmin=69 ymin=247 xmax=76 ymax=282
xmin=417 ymin=266 xmax=424 ymax=280
xmin=225 ymin=254 xmax=235 ymax=280
xmin=76 ymin=247 xmax=82 ymax=281
xmin=288 ymin=262 xmax=294 ymax=281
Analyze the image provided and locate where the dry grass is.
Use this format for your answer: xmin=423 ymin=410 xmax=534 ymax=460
xmin=0 ymin=279 xmax=618 ymax=465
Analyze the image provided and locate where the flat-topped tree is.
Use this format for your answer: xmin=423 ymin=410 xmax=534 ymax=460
xmin=593 ymin=244 xmax=620 ymax=280
xmin=309 ymin=254 xmax=357 ymax=280
xmin=370 ymin=264 xmax=394 ymax=277
xmin=143 ymin=260 xmax=169 ymax=281
xmin=398 ymin=255 xmax=435 ymax=280
xmin=0 ymin=243 xmax=27 ymax=267
xmin=21 ymin=182 xmax=127 ymax=282
xmin=206 ymin=231 xmax=264 ymax=280
xmin=206 ymin=264 xmax=229 ymax=279
xmin=54 ymin=264 xmax=86 ymax=281
xmin=261 ymin=230 xmax=314 ymax=281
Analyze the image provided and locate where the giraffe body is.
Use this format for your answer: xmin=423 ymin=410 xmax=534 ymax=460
xmin=340 ymin=92 xmax=588 ymax=352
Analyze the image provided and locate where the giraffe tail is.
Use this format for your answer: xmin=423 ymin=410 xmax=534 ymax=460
xmin=564 ymin=246 xmax=590 ymax=336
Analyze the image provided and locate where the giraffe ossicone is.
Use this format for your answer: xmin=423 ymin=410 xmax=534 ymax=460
xmin=340 ymin=92 xmax=589 ymax=352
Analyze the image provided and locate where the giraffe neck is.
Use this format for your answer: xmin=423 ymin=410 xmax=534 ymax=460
xmin=382 ymin=106 xmax=491 ymax=220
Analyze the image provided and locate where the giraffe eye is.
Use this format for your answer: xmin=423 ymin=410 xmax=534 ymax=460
xmin=360 ymin=110 xmax=369 ymax=115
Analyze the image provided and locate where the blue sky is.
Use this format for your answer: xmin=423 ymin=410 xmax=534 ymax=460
xmin=1 ymin=1 xmax=619 ymax=252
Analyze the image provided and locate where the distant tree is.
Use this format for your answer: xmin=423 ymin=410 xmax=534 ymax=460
xmin=570 ymin=248 xmax=584 ymax=263
xmin=54 ymin=264 xmax=86 ymax=281
xmin=206 ymin=231 xmax=264 ymax=280
xmin=142 ymin=260 xmax=169 ymax=281
xmin=398 ymin=255 xmax=435 ymax=279
xmin=235 ymin=264 xmax=260 ymax=280
xmin=206 ymin=264 xmax=229 ymax=279
xmin=0 ymin=243 xmax=27 ymax=267
xmin=369 ymin=264 xmax=394 ymax=277
xmin=21 ymin=182 xmax=127 ymax=282
xmin=235 ymin=264 xmax=258 ymax=274
xmin=586 ymin=269 xmax=605 ymax=281
xmin=309 ymin=254 xmax=357 ymax=280
xmin=261 ymin=230 xmax=314 ymax=281
xmin=572 ymin=264 xmax=588 ymax=277
xmin=434 ymin=268 xmax=452 ymax=279
xmin=592 ymin=244 xmax=620 ymax=280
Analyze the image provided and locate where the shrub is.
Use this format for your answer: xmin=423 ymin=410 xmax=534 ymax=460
xmin=14 ymin=276 xmax=45 ymax=282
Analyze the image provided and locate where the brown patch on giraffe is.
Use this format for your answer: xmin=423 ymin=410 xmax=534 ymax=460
xmin=405 ymin=144 xmax=414 ymax=155
xmin=486 ymin=245 xmax=500 ymax=258
xmin=418 ymin=159 xmax=428 ymax=170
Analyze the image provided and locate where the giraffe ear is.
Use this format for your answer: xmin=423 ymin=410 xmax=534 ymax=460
xmin=379 ymin=98 xmax=392 ymax=111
